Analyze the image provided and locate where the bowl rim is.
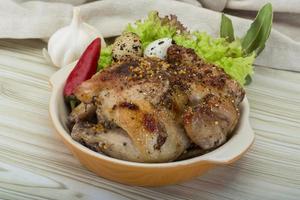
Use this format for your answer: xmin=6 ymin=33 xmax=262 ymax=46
xmin=49 ymin=61 xmax=255 ymax=168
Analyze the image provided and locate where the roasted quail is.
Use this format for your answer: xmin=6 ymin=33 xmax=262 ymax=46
xmin=69 ymin=44 xmax=245 ymax=162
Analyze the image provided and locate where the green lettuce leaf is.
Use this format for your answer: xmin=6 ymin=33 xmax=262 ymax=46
xmin=174 ymin=32 xmax=255 ymax=85
xmin=98 ymin=11 xmax=255 ymax=85
xmin=98 ymin=45 xmax=113 ymax=71
xmin=125 ymin=11 xmax=187 ymax=49
xmin=97 ymin=11 xmax=186 ymax=70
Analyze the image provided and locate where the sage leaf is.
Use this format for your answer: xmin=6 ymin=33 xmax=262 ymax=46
xmin=70 ymin=99 xmax=77 ymax=110
xmin=220 ymin=13 xmax=235 ymax=42
xmin=242 ymin=3 xmax=273 ymax=56
xmin=255 ymin=44 xmax=265 ymax=56
xmin=244 ymin=75 xmax=252 ymax=85
xmin=65 ymin=95 xmax=80 ymax=110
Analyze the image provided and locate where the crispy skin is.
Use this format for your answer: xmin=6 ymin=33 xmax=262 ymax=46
xmin=183 ymin=94 xmax=239 ymax=149
xmin=166 ymin=45 xmax=244 ymax=149
xmin=94 ymin=86 xmax=189 ymax=162
xmin=166 ymin=45 xmax=245 ymax=106
xmin=71 ymin=122 xmax=142 ymax=161
xmin=74 ymin=57 xmax=189 ymax=162
xmin=68 ymin=103 xmax=96 ymax=123
xmin=71 ymin=45 xmax=245 ymax=162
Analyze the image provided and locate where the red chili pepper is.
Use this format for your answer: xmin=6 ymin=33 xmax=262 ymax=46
xmin=64 ymin=37 xmax=101 ymax=97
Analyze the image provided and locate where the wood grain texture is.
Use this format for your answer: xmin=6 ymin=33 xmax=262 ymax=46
xmin=0 ymin=39 xmax=299 ymax=200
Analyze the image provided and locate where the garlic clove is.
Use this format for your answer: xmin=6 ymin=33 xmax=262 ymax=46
xmin=63 ymin=48 xmax=77 ymax=67
xmin=46 ymin=7 xmax=106 ymax=68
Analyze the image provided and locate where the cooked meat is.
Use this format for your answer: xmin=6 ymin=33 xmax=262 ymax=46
xmin=70 ymin=44 xmax=245 ymax=162
xmin=166 ymin=44 xmax=245 ymax=106
xmin=94 ymin=85 xmax=190 ymax=162
xmin=71 ymin=122 xmax=141 ymax=161
xmin=74 ymin=57 xmax=189 ymax=162
xmin=68 ymin=103 xmax=96 ymax=123
xmin=183 ymin=94 xmax=239 ymax=149
xmin=166 ymin=45 xmax=243 ymax=149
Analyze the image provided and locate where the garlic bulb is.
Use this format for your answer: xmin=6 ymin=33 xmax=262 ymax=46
xmin=45 ymin=7 xmax=106 ymax=67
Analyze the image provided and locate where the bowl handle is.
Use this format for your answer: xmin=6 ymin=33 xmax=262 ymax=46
xmin=49 ymin=61 xmax=77 ymax=89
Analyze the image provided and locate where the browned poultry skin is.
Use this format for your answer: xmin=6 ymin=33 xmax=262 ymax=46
xmin=68 ymin=103 xmax=96 ymax=123
xmin=166 ymin=45 xmax=245 ymax=106
xmin=71 ymin=45 xmax=245 ymax=162
xmin=165 ymin=45 xmax=244 ymax=149
xmin=183 ymin=94 xmax=239 ymax=149
xmin=73 ymin=57 xmax=189 ymax=162
xmin=71 ymin=121 xmax=142 ymax=162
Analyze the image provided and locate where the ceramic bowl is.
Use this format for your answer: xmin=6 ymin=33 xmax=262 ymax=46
xmin=49 ymin=61 xmax=255 ymax=186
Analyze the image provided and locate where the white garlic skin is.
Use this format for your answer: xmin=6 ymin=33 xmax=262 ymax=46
xmin=47 ymin=7 xmax=106 ymax=67
xmin=144 ymin=38 xmax=173 ymax=59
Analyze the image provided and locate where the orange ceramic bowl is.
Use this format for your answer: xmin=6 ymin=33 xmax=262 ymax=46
xmin=49 ymin=62 xmax=255 ymax=186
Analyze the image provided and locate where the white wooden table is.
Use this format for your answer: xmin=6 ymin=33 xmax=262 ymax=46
xmin=0 ymin=39 xmax=299 ymax=200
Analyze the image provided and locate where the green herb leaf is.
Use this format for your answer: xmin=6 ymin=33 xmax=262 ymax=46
xmin=241 ymin=3 xmax=273 ymax=56
xmin=220 ymin=13 xmax=235 ymax=42
xmin=70 ymin=99 xmax=77 ymax=110
xmin=125 ymin=11 xmax=187 ymax=50
xmin=98 ymin=45 xmax=113 ymax=71
xmin=255 ymin=44 xmax=265 ymax=56
xmin=174 ymin=33 xmax=255 ymax=85
xmin=244 ymin=75 xmax=252 ymax=85
xmin=65 ymin=95 xmax=80 ymax=110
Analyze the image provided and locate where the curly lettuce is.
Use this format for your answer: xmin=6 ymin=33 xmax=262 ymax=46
xmin=98 ymin=11 xmax=255 ymax=85
xmin=98 ymin=45 xmax=112 ymax=71
xmin=125 ymin=11 xmax=187 ymax=49
xmin=174 ymin=32 xmax=255 ymax=85
xmin=98 ymin=11 xmax=184 ymax=70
